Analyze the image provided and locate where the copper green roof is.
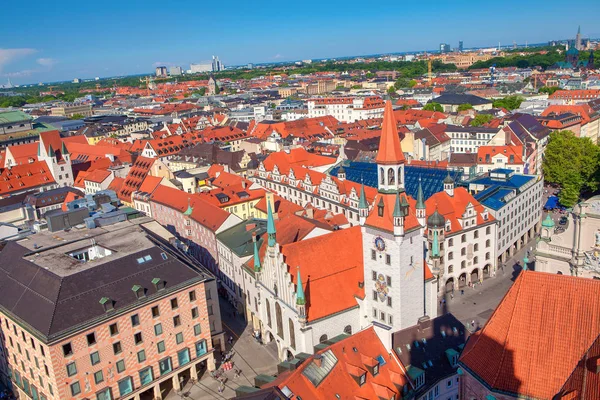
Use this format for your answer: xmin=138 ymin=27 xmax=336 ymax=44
xmin=358 ymin=183 xmax=368 ymax=209
xmin=0 ymin=110 xmax=32 ymax=124
xmin=296 ymin=267 xmax=305 ymax=305
xmin=541 ymin=214 xmax=555 ymax=228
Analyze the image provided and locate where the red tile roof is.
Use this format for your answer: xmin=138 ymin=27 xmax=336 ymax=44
xmin=375 ymin=100 xmax=405 ymax=165
xmin=283 ymin=226 xmax=364 ymax=321
xmin=0 ymin=161 xmax=55 ymax=196
xmin=265 ymin=327 xmax=410 ymax=398
xmin=149 ymin=185 xmax=231 ymax=231
xmin=366 ymin=192 xmax=420 ymax=233
xmin=84 ymin=169 xmax=112 ymax=184
xmin=262 ymin=148 xmax=335 ymax=171
xmin=460 ymin=272 xmax=600 ymax=399
xmin=5 ymin=143 xmax=38 ymax=166
xmin=117 ymin=156 xmax=154 ymax=202
xmin=425 ymin=187 xmax=494 ymax=235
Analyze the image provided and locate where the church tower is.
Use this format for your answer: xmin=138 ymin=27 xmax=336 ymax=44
xmin=416 ymin=178 xmax=426 ymax=226
xmin=376 ymin=100 xmax=405 ymax=193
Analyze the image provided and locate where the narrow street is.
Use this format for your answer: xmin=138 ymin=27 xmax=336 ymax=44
xmin=166 ymin=297 xmax=279 ymax=400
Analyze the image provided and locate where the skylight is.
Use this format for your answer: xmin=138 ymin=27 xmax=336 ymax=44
xmin=68 ymin=245 xmax=113 ymax=262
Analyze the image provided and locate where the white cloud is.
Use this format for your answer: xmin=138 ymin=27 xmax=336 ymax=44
xmin=0 ymin=48 xmax=36 ymax=72
xmin=36 ymin=58 xmax=57 ymax=67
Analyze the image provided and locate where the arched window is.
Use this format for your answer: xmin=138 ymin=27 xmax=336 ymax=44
xmin=473 ymin=256 xmax=479 ymax=264
xmin=319 ymin=334 xmax=328 ymax=343
xmin=344 ymin=325 xmax=352 ymax=335
xmin=275 ymin=303 xmax=284 ymax=338
xmin=388 ymin=167 xmax=395 ymax=185
xmin=289 ymin=319 xmax=296 ymax=350
xmin=461 ymin=248 xmax=466 ymax=256
xmin=461 ymin=261 xmax=466 ymax=269
xmin=380 ymin=168 xmax=385 ymax=185
xmin=448 ymin=265 xmax=454 ymax=273
xmin=485 ymin=239 xmax=490 ymax=248
xmin=397 ymin=167 xmax=402 ymax=184
xmin=265 ymin=299 xmax=272 ymax=328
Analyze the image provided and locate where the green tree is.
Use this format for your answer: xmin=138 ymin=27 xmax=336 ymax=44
xmin=543 ymin=130 xmax=600 ymax=207
xmin=69 ymin=113 xmax=85 ymax=120
xmin=470 ymin=114 xmax=494 ymax=126
xmin=539 ymin=86 xmax=560 ymax=95
xmin=423 ymin=102 xmax=443 ymax=112
xmin=492 ymin=95 xmax=524 ymax=110
xmin=457 ymin=103 xmax=473 ymax=111
xmin=387 ymin=86 xmax=397 ymax=95
xmin=408 ymin=79 xmax=417 ymax=88
xmin=394 ymin=78 xmax=410 ymax=89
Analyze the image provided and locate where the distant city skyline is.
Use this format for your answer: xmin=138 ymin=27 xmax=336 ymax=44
xmin=2 ymin=0 xmax=600 ymax=85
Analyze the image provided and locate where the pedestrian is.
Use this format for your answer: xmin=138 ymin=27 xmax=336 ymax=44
xmin=461 ymin=289 xmax=464 ymax=296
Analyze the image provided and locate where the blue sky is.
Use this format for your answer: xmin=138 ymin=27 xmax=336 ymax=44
xmin=1 ymin=0 xmax=599 ymax=85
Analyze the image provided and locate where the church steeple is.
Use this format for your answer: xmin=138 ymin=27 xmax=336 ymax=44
xmin=376 ymin=100 xmax=405 ymax=193
xmin=392 ymin=191 xmax=405 ymax=237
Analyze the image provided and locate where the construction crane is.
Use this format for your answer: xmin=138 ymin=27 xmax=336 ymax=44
xmin=428 ymin=59 xmax=433 ymax=86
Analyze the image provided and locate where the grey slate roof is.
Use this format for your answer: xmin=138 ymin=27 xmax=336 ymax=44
xmin=0 ymin=219 xmax=210 ymax=340
xmin=433 ymin=93 xmax=492 ymax=106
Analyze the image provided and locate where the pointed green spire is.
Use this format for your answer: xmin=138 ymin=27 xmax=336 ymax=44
xmin=61 ymin=141 xmax=69 ymax=156
xmin=416 ymin=177 xmax=425 ymax=209
xmin=393 ymin=191 xmax=403 ymax=217
xmin=432 ymin=230 xmax=440 ymax=258
xmin=183 ymin=199 xmax=193 ymax=216
xmin=267 ymin=201 xmax=276 ymax=247
xmin=358 ymin=183 xmax=368 ymax=209
xmin=296 ymin=267 xmax=306 ymax=305
xmin=48 ymin=144 xmax=55 ymax=158
xmin=253 ymin=239 xmax=261 ymax=272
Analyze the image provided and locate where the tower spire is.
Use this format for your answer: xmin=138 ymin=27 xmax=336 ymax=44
xmin=267 ymin=201 xmax=276 ymax=247
xmin=296 ymin=266 xmax=305 ymax=305
xmin=416 ymin=177 xmax=425 ymax=209
xmin=253 ymin=236 xmax=261 ymax=272
xmin=375 ymin=100 xmax=405 ymax=165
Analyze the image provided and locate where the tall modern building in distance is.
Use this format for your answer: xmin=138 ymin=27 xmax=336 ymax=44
xmin=169 ymin=66 xmax=182 ymax=76
xmin=155 ymin=66 xmax=168 ymax=77
xmin=212 ymin=56 xmax=223 ymax=72
xmin=190 ymin=62 xmax=212 ymax=74
xmin=440 ymin=43 xmax=451 ymax=53
xmin=575 ymin=25 xmax=582 ymax=50
xmin=458 ymin=40 xmax=464 ymax=52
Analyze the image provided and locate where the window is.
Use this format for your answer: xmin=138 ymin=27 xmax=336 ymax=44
xmin=87 ymin=332 xmax=96 ymax=346
xmin=170 ymin=298 xmax=178 ymax=309
xmin=373 ymin=363 xmax=380 ymax=376
xmin=387 ymin=297 xmax=392 ymax=307
xmin=191 ymin=307 xmax=199 ymax=318
xmin=94 ymin=370 xmax=104 ymax=384
xmin=151 ymin=306 xmax=160 ymax=318
xmin=96 ymin=388 xmax=112 ymax=400
xmin=359 ymin=373 xmax=366 ymax=386
xmin=113 ymin=341 xmax=122 ymax=355
xmin=70 ymin=381 xmax=81 ymax=396
xmin=380 ymin=311 xmax=386 ymax=321
xmin=137 ymin=350 xmax=146 ymax=363
xmin=371 ymin=249 xmax=376 ymax=260
xmin=372 ymin=271 xmax=377 ymax=281
xmin=474 ymin=243 xmax=479 ymax=251
xmin=448 ymin=265 xmax=454 ymax=273
xmin=486 ymin=239 xmax=490 ymax=248
xmin=474 ymin=256 xmax=478 ymax=264
xmin=131 ymin=314 xmax=140 ymax=327
xmin=173 ymin=315 xmax=181 ymax=327
xmin=189 ymin=290 xmax=196 ymax=301
xmin=117 ymin=377 xmax=133 ymax=396
xmin=90 ymin=351 xmax=101 ymax=365
xmin=474 ymin=231 xmax=479 ymax=239
xmin=159 ymin=357 xmax=172 ymax=375
xmin=461 ymin=234 xmax=466 ymax=243
xmin=139 ymin=367 xmax=153 ymax=386
xmin=177 ymin=348 xmax=191 ymax=366
xmin=386 ymin=276 xmax=392 ymax=286
xmin=461 ymin=261 xmax=466 ymax=269
xmin=195 ymin=340 xmax=207 ymax=357
xmin=116 ymin=359 xmax=125 ymax=373
xmin=134 ymin=332 xmax=143 ymax=345
xmin=486 ymin=226 xmax=491 ymax=235
xmin=448 ymin=238 xmax=453 ymax=246
xmin=109 ymin=323 xmax=119 ymax=336
xmin=448 ymin=252 xmax=453 ymax=260
xmin=62 ymin=343 xmax=73 ymax=357
xmin=447 ymin=379 xmax=453 ymax=387
xmin=157 ymin=341 xmax=166 ymax=353
xmin=385 ymin=254 xmax=391 ymax=265
xmin=66 ymin=362 xmax=77 ymax=377
xmin=176 ymin=332 xmax=184 ymax=344
xmin=153 ymin=324 xmax=163 ymax=336
xmin=194 ymin=324 xmax=202 ymax=336
xmin=486 ymin=252 xmax=490 ymax=260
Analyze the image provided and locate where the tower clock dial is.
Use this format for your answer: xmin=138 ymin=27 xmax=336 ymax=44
xmin=374 ymin=236 xmax=386 ymax=252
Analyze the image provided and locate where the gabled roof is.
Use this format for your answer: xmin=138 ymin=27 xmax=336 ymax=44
xmin=459 ymin=272 xmax=600 ymax=399
xmin=265 ymin=327 xmax=410 ymax=399
xmin=117 ymin=156 xmax=154 ymax=202
xmin=0 ymin=160 xmax=56 ymax=196
xmin=425 ymin=187 xmax=494 ymax=235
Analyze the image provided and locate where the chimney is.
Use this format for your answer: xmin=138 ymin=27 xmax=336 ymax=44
xmin=242 ymin=180 xmax=247 ymax=189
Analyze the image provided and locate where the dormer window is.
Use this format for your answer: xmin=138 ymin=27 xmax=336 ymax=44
xmin=132 ymin=285 xmax=145 ymax=299
xmin=99 ymin=297 xmax=113 ymax=312
xmin=373 ymin=363 xmax=379 ymax=376
xmin=359 ymin=373 xmax=366 ymax=386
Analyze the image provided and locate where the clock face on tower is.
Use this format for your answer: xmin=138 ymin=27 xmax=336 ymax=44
xmin=374 ymin=236 xmax=386 ymax=252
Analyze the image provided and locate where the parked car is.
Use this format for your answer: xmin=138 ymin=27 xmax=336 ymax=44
xmin=559 ymin=216 xmax=568 ymax=225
